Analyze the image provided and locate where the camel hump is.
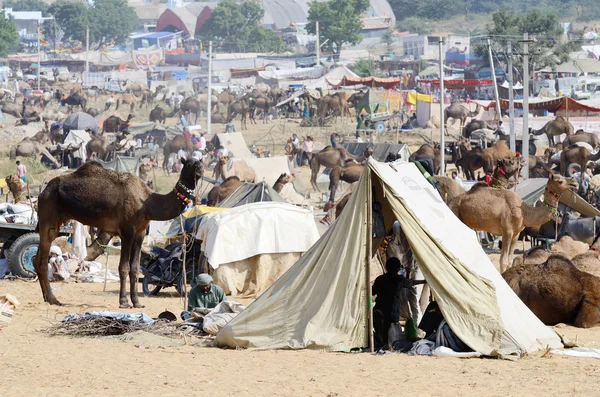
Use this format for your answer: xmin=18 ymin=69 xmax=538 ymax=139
xmin=468 ymin=182 xmax=489 ymax=192
xmin=223 ymin=176 xmax=241 ymax=183
xmin=76 ymin=161 xmax=105 ymax=175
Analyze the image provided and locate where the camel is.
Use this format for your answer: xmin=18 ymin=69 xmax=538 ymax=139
xmin=560 ymin=145 xmax=600 ymax=176
xmin=317 ymin=92 xmax=350 ymax=120
xmin=329 ymin=162 xmax=364 ymax=200
xmin=65 ymin=92 xmax=87 ymax=113
xmin=10 ymin=138 xmax=60 ymax=168
xmin=211 ymin=112 xmax=228 ymax=124
xmin=40 ymin=109 xmax=67 ymax=122
xmin=218 ymin=90 xmax=236 ymax=108
xmin=86 ymin=135 xmax=119 ymax=161
xmin=207 ymin=176 xmax=243 ymax=204
xmin=444 ymin=103 xmax=480 ymax=129
xmin=563 ymin=129 xmax=600 ymax=149
xmin=462 ymin=119 xmax=491 ymax=138
xmin=272 ymin=173 xmax=294 ymax=193
xmin=433 ymin=176 xmax=465 ymax=204
xmin=456 ymin=147 xmax=484 ymax=180
xmin=408 ymin=144 xmax=441 ymax=175
xmin=33 ymin=158 xmax=204 ymax=307
xmin=570 ymin=237 xmax=600 ymax=278
xmin=102 ymin=114 xmax=135 ymax=134
xmin=180 ymin=98 xmax=202 ymax=124
xmin=162 ymin=136 xmax=194 ymax=172
xmin=213 ymin=157 xmax=256 ymax=183
xmin=2 ymin=102 xmax=27 ymax=119
xmin=227 ymin=97 xmax=252 ymax=130
xmin=309 ymin=147 xmax=356 ymax=192
xmin=449 ymin=173 xmax=577 ymax=272
xmin=5 ymin=175 xmax=28 ymax=203
xmin=138 ymin=161 xmax=156 ymax=188
xmin=86 ymin=107 xmax=101 ymax=118
xmin=530 ymin=116 xmax=574 ymax=145
xmin=149 ymin=105 xmax=167 ymax=124
xmin=481 ymin=141 xmax=515 ymax=173
xmin=116 ymin=94 xmax=138 ymax=113
xmin=254 ymin=82 xmax=271 ymax=94
xmin=249 ymin=95 xmax=272 ymax=124
xmin=512 ymin=234 xmax=589 ymax=267
xmin=503 ymin=255 xmax=600 ymax=327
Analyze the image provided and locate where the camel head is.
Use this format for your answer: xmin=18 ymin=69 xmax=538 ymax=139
xmin=180 ymin=157 xmax=204 ymax=184
xmin=496 ymin=157 xmax=524 ymax=178
xmin=126 ymin=114 xmax=135 ymax=122
xmin=547 ymin=173 xmax=578 ymax=195
xmin=218 ymin=156 xmax=229 ymax=165
xmin=276 ymin=173 xmax=295 ymax=185
xmin=5 ymin=175 xmax=23 ymax=192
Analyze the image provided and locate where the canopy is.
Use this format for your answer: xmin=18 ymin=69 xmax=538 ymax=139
xmin=419 ymin=79 xmax=493 ymax=87
xmin=128 ymin=122 xmax=183 ymax=146
xmin=216 ymin=159 xmax=562 ymax=356
xmin=342 ymin=143 xmax=411 ymax=162
xmin=473 ymin=96 xmax=600 ymax=114
xmin=211 ymin=133 xmax=253 ymax=160
xmin=355 ymin=89 xmax=389 ymax=114
xmin=330 ymin=76 xmax=400 ymax=90
xmin=196 ymin=202 xmax=320 ymax=269
xmin=96 ymin=155 xmax=142 ymax=176
xmin=63 ymin=112 xmax=98 ymax=135
xmin=63 ymin=130 xmax=92 ymax=159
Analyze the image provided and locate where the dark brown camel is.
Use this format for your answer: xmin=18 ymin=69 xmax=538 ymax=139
xmin=560 ymin=145 xmax=600 ymax=176
xmin=309 ymin=147 xmax=356 ymax=192
xmin=102 ymin=114 xmax=135 ymax=134
xmin=149 ymin=105 xmax=167 ymax=124
xmin=503 ymin=255 xmax=600 ymax=328
xmin=206 ymin=176 xmax=243 ymax=204
xmin=227 ymin=97 xmax=252 ymax=130
xmin=33 ymin=158 xmax=204 ymax=307
xmin=328 ymin=162 xmax=364 ymax=200
xmin=162 ymin=135 xmax=194 ymax=172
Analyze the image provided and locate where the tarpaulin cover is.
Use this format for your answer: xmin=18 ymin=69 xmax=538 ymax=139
xmin=96 ymin=156 xmax=142 ymax=176
xmin=63 ymin=130 xmax=92 ymax=159
xmin=473 ymin=96 xmax=600 ymax=113
xmin=216 ymin=159 xmax=562 ymax=356
xmin=407 ymin=91 xmax=432 ymax=104
xmin=342 ymin=143 xmax=411 ymax=162
xmin=330 ymin=76 xmax=401 ymax=90
xmin=196 ymin=202 xmax=320 ymax=269
xmin=63 ymin=112 xmax=99 ymax=134
xmin=258 ymin=65 xmax=324 ymax=81
xmin=128 ymin=122 xmax=183 ymax=146
xmin=420 ymin=79 xmax=493 ymax=86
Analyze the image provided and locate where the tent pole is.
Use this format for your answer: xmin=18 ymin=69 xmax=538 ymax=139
xmin=366 ymin=171 xmax=374 ymax=353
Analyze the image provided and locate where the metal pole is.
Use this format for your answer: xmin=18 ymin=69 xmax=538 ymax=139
xmin=85 ymin=26 xmax=89 ymax=88
xmin=37 ymin=21 xmax=41 ymax=91
xmin=207 ymin=40 xmax=212 ymax=134
xmin=487 ymin=38 xmax=502 ymax=123
xmin=315 ymin=21 xmax=320 ymax=66
xmin=507 ymin=40 xmax=515 ymax=152
xmin=439 ymin=38 xmax=445 ymax=175
xmin=522 ymin=33 xmax=530 ymax=179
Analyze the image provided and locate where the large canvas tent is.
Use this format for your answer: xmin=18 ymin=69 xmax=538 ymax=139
xmin=216 ymin=159 xmax=562 ymax=356
xmin=128 ymin=122 xmax=183 ymax=147
xmin=211 ymin=133 xmax=253 ymax=159
xmin=342 ymin=143 xmax=411 ymax=162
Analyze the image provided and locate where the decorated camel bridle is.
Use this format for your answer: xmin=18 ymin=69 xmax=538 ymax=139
xmin=541 ymin=187 xmax=562 ymax=219
xmin=490 ymin=168 xmax=509 ymax=189
xmin=173 ymin=163 xmax=202 ymax=205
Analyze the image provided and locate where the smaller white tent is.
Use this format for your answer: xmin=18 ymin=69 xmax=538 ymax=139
xmin=212 ymin=133 xmax=253 ymax=159
xmin=216 ymin=159 xmax=562 ymax=356
xmin=63 ymin=130 xmax=92 ymax=160
xmin=197 ymin=202 xmax=320 ymax=296
xmin=243 ymin=156 xmax=308 ymax=205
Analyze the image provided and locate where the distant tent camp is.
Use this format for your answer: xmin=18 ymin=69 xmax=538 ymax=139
xmin=216 ymin=159 xmax=562 ymax=356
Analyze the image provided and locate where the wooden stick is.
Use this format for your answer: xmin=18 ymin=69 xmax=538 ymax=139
xmin=179 ymin=215 xmax=188 ymax=311
xmin=366 ymin=171 xmax=374 ymax=353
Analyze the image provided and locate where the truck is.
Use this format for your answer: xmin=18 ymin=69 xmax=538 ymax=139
xmin=0 ymin=223 xmax=71 ymax=278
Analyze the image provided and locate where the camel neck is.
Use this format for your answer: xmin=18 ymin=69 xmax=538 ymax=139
xmin=144 ymin=177 xmax=196 ymax=221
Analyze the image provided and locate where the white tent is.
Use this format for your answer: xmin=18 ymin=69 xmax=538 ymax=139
xmin=216 ymin=159 xmax=562 ymax=356
xmin=243 ymin=156 xmax=307 ymax=205
xmin=63 ymin=130 xmax=92 ymax=159
xmin=212 ymin=132 xmax=253 ymax=160
xmin=197 ymin=202 xmax=320 ymax=296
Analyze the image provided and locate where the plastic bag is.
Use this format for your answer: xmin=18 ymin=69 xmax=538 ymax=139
xmin=0 ymin=294 xmax=20 ymax=325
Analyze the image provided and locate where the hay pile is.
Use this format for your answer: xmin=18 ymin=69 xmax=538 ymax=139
xmin=45 ymin=317 xmax=201 ymax=338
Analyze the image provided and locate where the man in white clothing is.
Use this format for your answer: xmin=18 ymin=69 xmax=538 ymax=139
xmin=452 ymin=171 xmax=464 ymax=187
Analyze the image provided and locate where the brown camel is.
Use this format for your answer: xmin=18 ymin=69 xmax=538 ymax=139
xmin=249 ymin=95 xmax=272 ymax=124
xmin=449 ymin=173 xmax=577 ymax=272
xmin=5 ymin=175 xmax=28 ymax=203
xmin=408 ymin=144 xmax=441 ymax=175
xmin=9 ymin=138 xmax=60 ymax=168
xmin=86 ymin=135 xmax=119 ymax=161
xmin=317 ymin=92 xmax=350 ymax=120
xmin=530 ymin=116 xmax=574 ymax=145
xmin=149 ymin=105 xmax=167 ymax=124
xmin=207 ymin=176 xmax=243 ymax=204
xmin=433 ymin=176 xmax=465 ymax=204
xmin=138 ymin=161 xmax=156 ymax=188
xmin=102 ymin=114 xmax=135 ymax=134
xmin=462 ymin=119 xmax=490 ymax=138
xmin=560 ymin=144 xmax=600 ymax=176
xmin=503 ymin=255 xmax=600 ymax=327
xmin=309 ymin=147 xmax=356 ymax=192
xmin=563 ymin=129 xmax=600 ymax=149
xmin=33 ymin=158 xmax=204 ymax=307
xmin=444 ymin=103 xmax=480 ymax=129
xmin=116 ymin=94 xmax=138 ymax=113
xmin=227 ymin=97 xmax=251 ymax=130
xmin=481 ymin=141 xmax=515 ymax=173
xmin=329 ymin=162 xmax=364 ymax=200
xmin=213 ymin=157 xmax=256 ymax=183
xmin=455 ymin=147 xmax=484 ymax=180
xmin=162 ymin=136 xmax=194 ymax=172
xmin=272 ymin=173 xmax=294 ymax=193
xmin=512 ymin=235 xmax=589 ymax=267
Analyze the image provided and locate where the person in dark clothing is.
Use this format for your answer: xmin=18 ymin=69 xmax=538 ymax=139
xmin=21 ymin=100 xmax=28 ymax=125
xmin=372 ymin=257 xmax=426 ymax=349
xmin=330 ymin=133 xmax=339 ymax=148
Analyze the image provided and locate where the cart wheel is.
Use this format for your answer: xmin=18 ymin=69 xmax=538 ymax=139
xmin=375 ymin=121 xmax=385 ymax=132
xmin=8 ymin=233 xmax=39 ymax=278
xmin=142 ymin=276 xmax=162 ymax=296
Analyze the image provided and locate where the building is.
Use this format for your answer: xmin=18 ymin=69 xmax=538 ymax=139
xmin=3 ymin=8 xmax=44 ymax=42
xmin=155 ymin=3 xmax=216 ymax=38
xmin=401 ymin=34 xmax=446 ymax=60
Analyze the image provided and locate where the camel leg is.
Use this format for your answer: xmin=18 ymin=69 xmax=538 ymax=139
xmin=499 ymin=230 xmax=514 ymax=273
xmin=34 ymin=221 xmax=62 ymax=305
xmin=128 ymin=231 xmax=146 ymax=308
xmin=507 ymin=234 xmax=520 ymax=271
xmin=117 ymin=228 xmax=135 ymax=308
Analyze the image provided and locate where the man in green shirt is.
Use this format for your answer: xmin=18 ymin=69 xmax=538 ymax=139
xmin=187 ymin=273 xmax=227 ymax=313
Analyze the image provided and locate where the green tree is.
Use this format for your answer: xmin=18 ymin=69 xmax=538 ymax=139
xmin=48 ymin=1 xmax=90 ymax=43
xmin=198 ymin=0 xmax=284 ymax=52
xmin=349 ymin=59 xmax=372 ymax=77
xmin=4 ymin=0 xmax=48 ymax=13
xmin=0 ymin=11 xmax=19 ymax=56
xmin=306 ymin=0 xmax=369 ymax=61
xmin=476 ymin=8 xmax=572 ymax=74
xmin=397 ymin=17 xmax=432 ymax=35
xmin=381 ymin=27 xmax=394 ymax=51
xmin=416 ymin=0 xmax=462 ymax=20
xmin=90 ymin=0 xmax=139 ymax=45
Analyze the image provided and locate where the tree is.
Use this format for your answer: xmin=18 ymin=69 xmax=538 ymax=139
xmin=90 ymin=0 xmax=139 ymax=45
xmin=381 ymin=27 xmax=394 ymax=51
xmin=48 ymin=1 xmax=90 ymax=43
xmin=0 ymin=11 xmax=19 ymax=56
xmin=306 ymin=0 xmax=369 ymax=61
xmin=4 ymin=0 xmax=48 ymax=13
xmin=198 ymin=0 xmax=284 ymax=52
xmin=348 ymin=59 xmax=372 ymax=77
xmin=475 ymin=8 xmax=574 ymax=75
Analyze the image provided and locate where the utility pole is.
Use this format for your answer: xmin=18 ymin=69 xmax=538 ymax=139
xmin=507 ymin=40 xmax=515 ymax=152
xmin=85 ymin=26 xmax=89 ymax=88
xmin=522 ymin=33 xmax=530 ymax=180
xmin=37 ymin=21 xmax=41 ymax=91
xmin=315 ymin=21 xmax=320 ymax=66
xmin=439 ymin=37 xmax=445 ymax=175
xmin=207 ymin=40 xmax=212 ymax=135
xmin=487 ymin=38 xmax=502 ymax=123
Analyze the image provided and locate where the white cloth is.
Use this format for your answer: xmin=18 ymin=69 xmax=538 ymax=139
xmin=453 ymin=176 xmax=464 ymax=187
xmin=177 ymin=149 xmax=187 ymax=160
xmin=199 ymin=136 xmax=206 ymax=150
xmin=192 ymin=151 xmax=203 ymax=161
xmin=551 ymin=347 xmax=600 ymax=359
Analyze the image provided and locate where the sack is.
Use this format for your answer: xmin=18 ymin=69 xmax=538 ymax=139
xmin=388 ymin=323 xmax=404 ymax=346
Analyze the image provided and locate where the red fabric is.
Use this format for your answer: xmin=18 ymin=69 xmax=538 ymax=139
xmin=329 ymin=76 xmax=401 ymax=89
xmin=473 ymin=96 xmax=600 ymax=113
xmin=418 ymin=79 xmax=493 ymax=87
xmin=484 ymin=175 xmax=492 ymax=186
xmin=183 ymin=130 xmax=192 ymax=142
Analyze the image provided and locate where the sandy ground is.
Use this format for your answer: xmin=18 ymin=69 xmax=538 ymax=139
xmin=4 ymin=103 xmax=600 ymax=396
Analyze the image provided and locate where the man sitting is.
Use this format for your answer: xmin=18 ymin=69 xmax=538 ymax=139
xmin=184 ymin=273 xmax=227 ymax=317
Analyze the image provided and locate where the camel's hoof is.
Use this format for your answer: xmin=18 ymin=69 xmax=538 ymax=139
xmin=133 ymin=303 xmax=145 ymax=309
xmin=48 ymin=299 xmax=63 ymax=306
xmin=119 ymin=303 xmax=132 ymax=309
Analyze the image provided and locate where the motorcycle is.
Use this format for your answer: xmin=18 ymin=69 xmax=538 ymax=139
xmin=140 ymin=242 xmax=203 ymax=296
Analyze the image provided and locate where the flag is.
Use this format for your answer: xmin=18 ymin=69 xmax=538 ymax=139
xmin=200 ymin=41 xmax=203 ymax=51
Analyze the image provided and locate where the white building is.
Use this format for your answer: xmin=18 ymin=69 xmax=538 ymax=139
xmin=3 ymin=8 xmax=43 ymax=41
